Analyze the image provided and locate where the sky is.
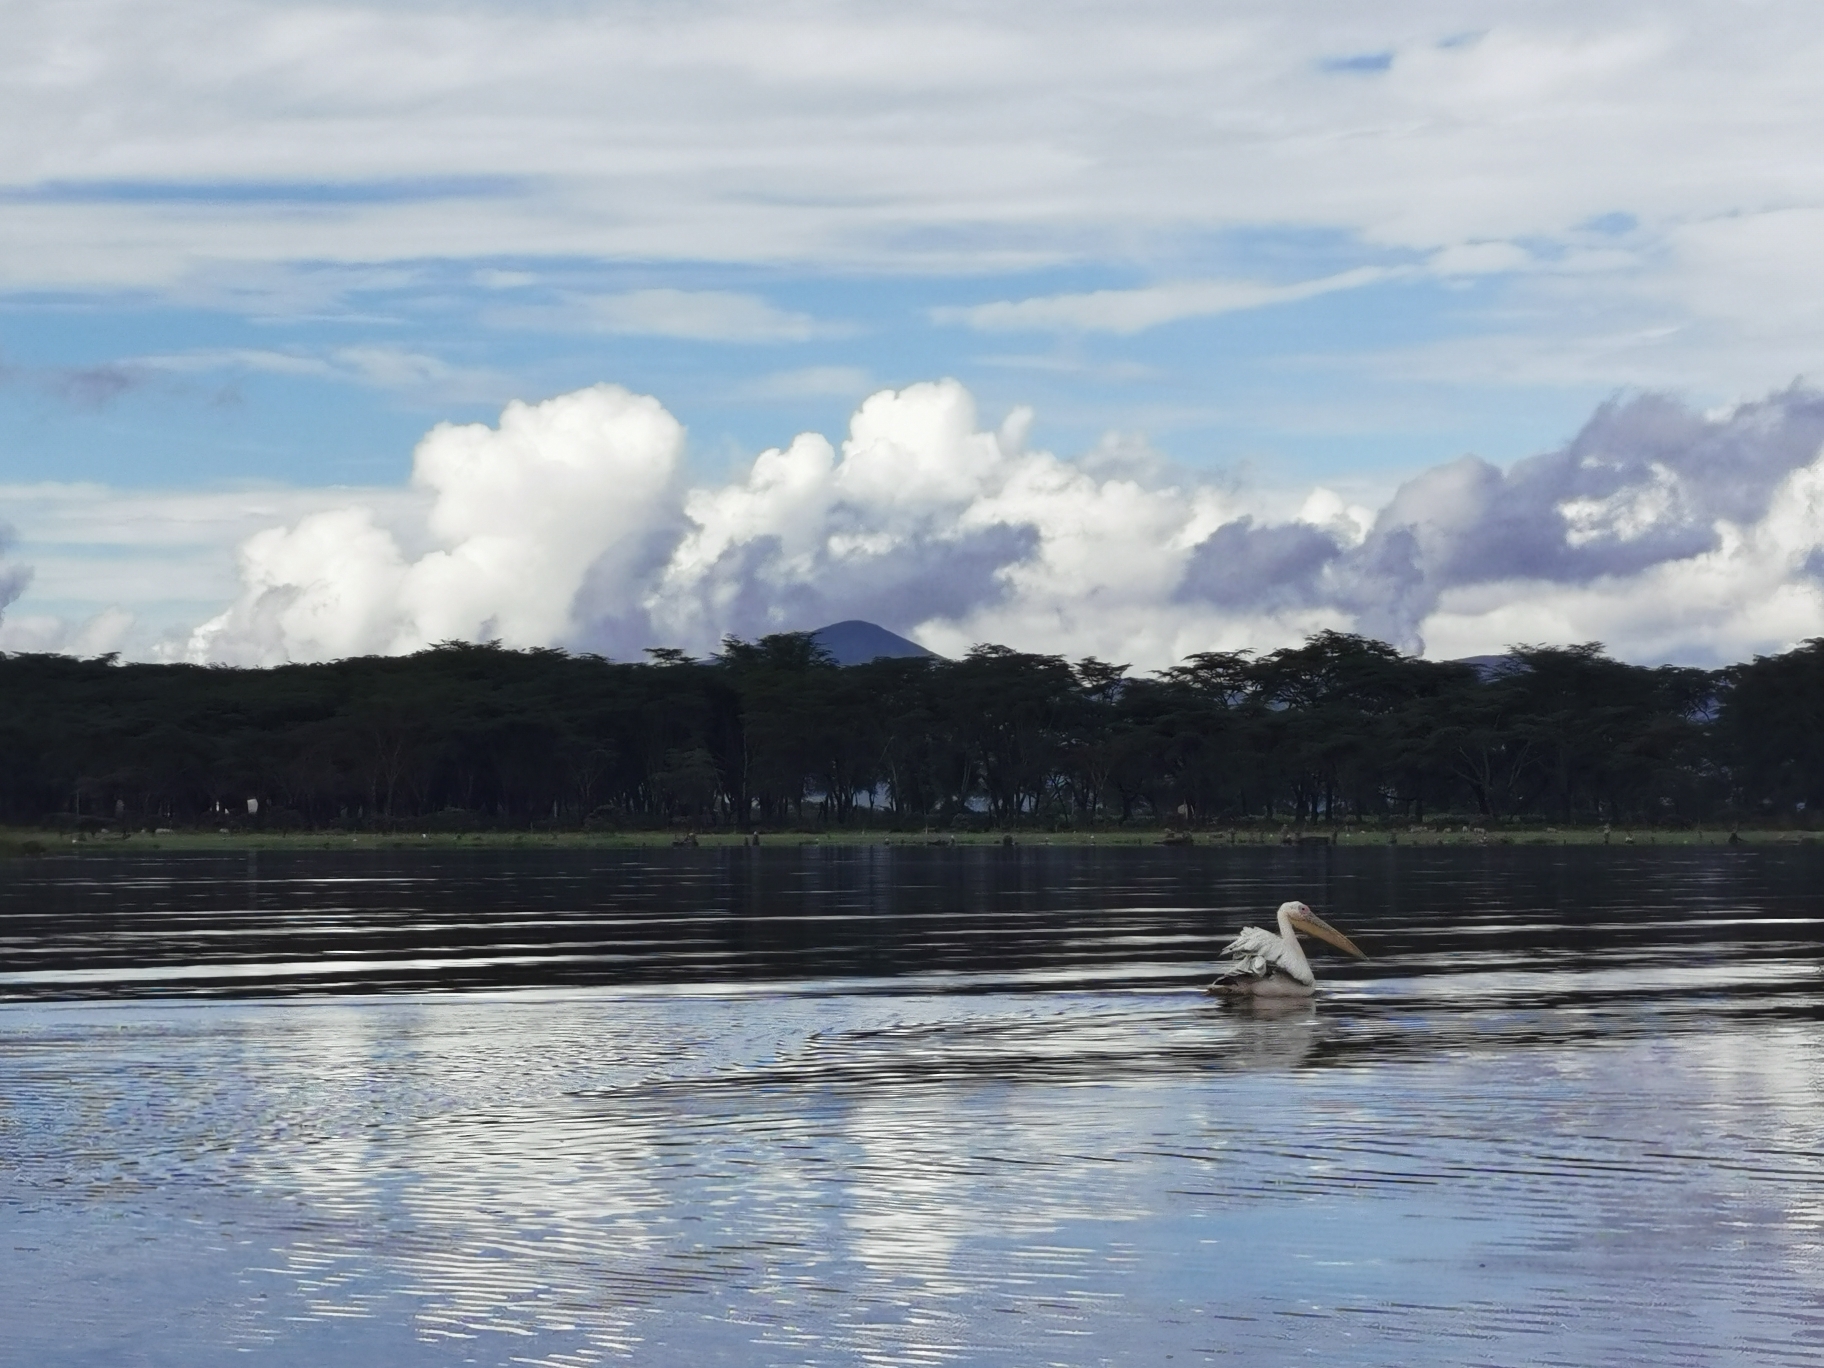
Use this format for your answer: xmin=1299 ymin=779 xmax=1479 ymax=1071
xmin=6 ymin=0 xmax=1824 ymax=668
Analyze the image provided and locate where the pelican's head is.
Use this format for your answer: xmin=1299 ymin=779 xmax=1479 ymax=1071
xmin=1280 ymin=901 xmax=1368 ymax=959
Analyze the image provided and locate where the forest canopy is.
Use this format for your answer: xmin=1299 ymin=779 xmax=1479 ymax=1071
xmin=1 ymin=631 xmax=1819 ymax=831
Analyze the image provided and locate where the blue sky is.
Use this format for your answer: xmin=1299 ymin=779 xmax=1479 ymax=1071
xmin=6 ymin=1 xmax=1824 ymax=666
xmin=2 ymin=243 xmax=1596 ymax=490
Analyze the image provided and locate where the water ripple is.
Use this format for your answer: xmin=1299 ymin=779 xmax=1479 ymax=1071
xmin=2 ymin=846 xmax=1823 ymax=1364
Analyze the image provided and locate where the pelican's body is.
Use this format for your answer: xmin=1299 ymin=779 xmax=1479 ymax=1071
xmin=1208 ymin=900 xmax=1366 ymax=996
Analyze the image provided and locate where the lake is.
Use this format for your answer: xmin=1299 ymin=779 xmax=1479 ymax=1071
xmin=2 ymin=845 xmax=1821 ymax=1366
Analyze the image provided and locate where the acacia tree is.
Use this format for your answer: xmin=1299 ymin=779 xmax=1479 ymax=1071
xmin=0 ymin=629 xmax=1806 ymax=830
xmin=1719 ymin=639 xmax=1824 ymax=816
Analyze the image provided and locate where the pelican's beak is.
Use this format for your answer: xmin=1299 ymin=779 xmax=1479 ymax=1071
xmin=1289 ymin=906 xmax=1368 ymax=959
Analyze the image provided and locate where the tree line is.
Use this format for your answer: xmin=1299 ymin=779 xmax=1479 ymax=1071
xmin=1 ymin=630 xmax=1820 ymax=831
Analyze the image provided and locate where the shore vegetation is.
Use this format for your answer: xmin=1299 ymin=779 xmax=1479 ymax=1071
xmin=2 ymin=631 xmax=1820 ymax=840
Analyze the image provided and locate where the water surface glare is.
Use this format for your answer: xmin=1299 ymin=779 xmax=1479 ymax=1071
xmin=3 ymin=846 xmax=1822 ymax=1365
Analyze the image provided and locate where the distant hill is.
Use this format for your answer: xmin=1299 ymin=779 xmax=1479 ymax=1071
xmin=810 ymin=620 xmax=940 ymax=666
xmin=1454 ymin=653 xmax=1519 ymax=680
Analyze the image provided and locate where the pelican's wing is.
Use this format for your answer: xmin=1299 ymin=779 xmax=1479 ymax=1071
xmin=1213 ymin=925 xmax=1315 ymax=987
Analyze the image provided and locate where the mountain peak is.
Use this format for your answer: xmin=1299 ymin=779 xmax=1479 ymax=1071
xmin=809 ymin=620 xmax=939 ymax=666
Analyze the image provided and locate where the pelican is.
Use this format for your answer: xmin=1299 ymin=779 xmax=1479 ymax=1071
xmin=1208 ymin=900 xmax=1367 ymax=996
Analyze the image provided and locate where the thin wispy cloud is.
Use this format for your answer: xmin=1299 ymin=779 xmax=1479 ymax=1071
xmin=934 ymin=268 xmax=1396 ymax=335
xmin=0 ymin=176 xmax=528 ymax=207
xmin=735 ymin=366 xmax=874 ymax=400
xmin=494 ymin=290 xmax=840 ymax=344
xmin=0 ymin=2 xmax=1818 ymax=319
xmin=582 ymin=290 xmax=835 ymax=344
xmin=42 ymin=363 xmax=143 ymax=408
xmin=135 ymin=346 xmax=508 ymax=401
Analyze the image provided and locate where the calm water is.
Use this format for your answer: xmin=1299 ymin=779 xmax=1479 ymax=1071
xmin=2 ymin=845 xmax=1821 ymax=1366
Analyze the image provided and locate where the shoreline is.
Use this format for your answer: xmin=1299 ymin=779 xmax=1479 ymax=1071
xmin=3 ymin=824 xmax=1815 ymax=856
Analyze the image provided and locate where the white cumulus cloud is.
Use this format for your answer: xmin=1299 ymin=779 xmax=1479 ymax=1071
xmin=167 ymin=378 xmax=1824 ymax=670
xmin=187 ymin=384 xmax=682 ymax=664
xmin=0 ymin=606 xmax=134 ymax=657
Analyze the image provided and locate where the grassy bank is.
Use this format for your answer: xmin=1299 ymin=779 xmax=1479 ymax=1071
xmin=3 ymin=823 xmax=1816 ymax=856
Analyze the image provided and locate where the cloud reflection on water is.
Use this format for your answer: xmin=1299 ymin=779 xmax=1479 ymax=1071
xmin=2 ymin=849 xmax=1823 ymax=1364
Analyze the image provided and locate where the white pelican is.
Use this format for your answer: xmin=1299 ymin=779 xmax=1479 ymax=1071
xmin=1208 ymin=900 xmax=1367 ymax=996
